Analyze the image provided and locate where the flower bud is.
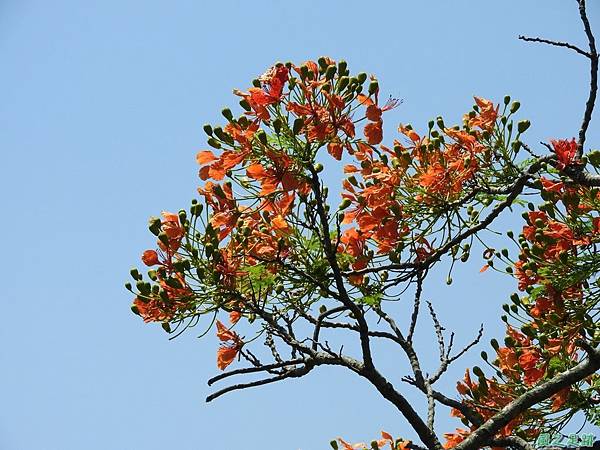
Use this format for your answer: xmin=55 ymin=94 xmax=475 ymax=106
xmin=337 ymin=76 xmax=349 ymax=92
xmin=203 ymin=124 xmax=213 ymax=136
xmin=252 ymin=79 xmax=261 ymax=88
xmin=161 ymin=322 xmax=171 ymax=333
xmin=131 ymin=305 xmax=140 ymax=315
xmin=436 ymin=116 xmax=445 ymax=129
xmin=272 ymin=118 xmax=282 ymax=134
xmin=256 ymin=129 xmax=268 ymax=145
xmin=125 ymin=282 xmax=133 ymax=291
xmin=339 ymin=198 xmax=352 ymax=210
xmin=588 ymin=149 xmax=600 ymax=167
xmin=314 ymin=163 xmax=324 ymax=173
xmin=130 ymin=267 xmax=141 ymax=280
xmin=337 ymin=60 xmax=347 ymax=75
xmin=207 ymin=138 xmax=221 ymax=149
xmin=148 ymin=217 xmax=162 ymax=236
xmin=510 ymin=101 xmax=520 ymax=113
xmin=317 ymin=56 xmax=328 ymax=71
xmin=293 ymin=117 xmax=304 ymax=135
xmin=221 ymin=108 xmax=233 ymax=121
xmin=325 ymin=65 xmax=336 ymax=80
xmin=503 ymin=95 xmax=511 ymax=105
xmin=517 ymin=120 xmax=530 ymax=134
xmin=368 ymin=80 xmax=379 ymax=96
xmin=239 ymin=99 xmax=251 ymax=111
xmin=357 ymin=72 xmax=367 ymax=84
xmin=330 ymin=441 xmax=339 ymax=450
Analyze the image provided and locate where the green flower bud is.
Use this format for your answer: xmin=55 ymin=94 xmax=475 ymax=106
xmin=131 ymin=305 xmax=140 ymax=315
xmin=481 ymin=351 xmax=488 ymax=360
xmin=325 ymin=65 xmax=337 ymax=80
xmin=125 ymin=282 xmax=133 ymax=291
xmin=588 ymin=149 xmax=600 ymax=167
xmin=130 ymin=267 xmax=141 ymax=280
xmin=161 ymin=322 xmax=171 ymax=333
xmin=256 ymin=129 xmax=268 ymax=145
xmin=503 ymin=95 xmax=511 ymax=105
xmin=272 ymin=118 xmax=282 ymax=134
xmin=252 ymin=79 xmax=261 ymax=88
xmin=436 ymin=116 xmax=445 ymax=129
xmin=510 ymin=101 xmax=520 ymax=113
xmin=357 ymin=72 xmax=367 ymax=83
xmin=472 ymin=366 xmax=484 ymax=377
xmin=314 ymin=163 xmax=324 ymax=173
xmin=293 ymin=117 xmax=304 ymax=135
xmin=317 ymin=56 xmax=328 ymax=70
xmin=207 ymin=138 xmax=221 ymax=149
xmin=239 ymin=99 xmax=251 ymax=111
xmin=339 ymin=198 xmax=352 ymax=210
xmin=203 ymin=124 xmax=213 ymax=136
xmin=490 ymin=338 xmax=499 ymax=351
xmin=368 ymin=80 xmax=379 ymax=96
xmin=330 ymin=441 xmax=339 ymax=450
xmin=221 ymin=108 xmax=233 ymax=121
xmin=148 ymin=217 xmax=162 ymax=236
xmin=337 ymin=76 xmax=350 ymax=92
xmin=517 ymin=119 xmax=530 ymax=134
xmin=507 ymin=230 xmax=514 ymax=238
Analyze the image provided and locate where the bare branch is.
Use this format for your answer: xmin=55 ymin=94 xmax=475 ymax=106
xmin=518 ymin=35 xmax=591 ymax=58
xmin=206 ymin=364 xmax=314 ymax=402
xmin=207 ymin=359 xmax=305 ymax=386
xmin=576 ymin=0 xmax=599 ymax=158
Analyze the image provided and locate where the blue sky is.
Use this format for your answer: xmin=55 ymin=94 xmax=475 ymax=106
xmin=1 ymin=1 xmax=599 ymax=449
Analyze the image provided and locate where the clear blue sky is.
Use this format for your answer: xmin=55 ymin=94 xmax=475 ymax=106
xmin=1 ymin=1 xmax=599 ymax=449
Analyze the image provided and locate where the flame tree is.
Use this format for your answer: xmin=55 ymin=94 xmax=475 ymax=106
xmin=126 ymin=2 xmax=600 ymax=449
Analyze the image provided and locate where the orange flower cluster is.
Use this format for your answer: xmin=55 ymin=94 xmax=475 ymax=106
xmin=131 ymin=212 xmax=192 ymax=323
xmin=337 ymin=431 xmax=409 ymax=450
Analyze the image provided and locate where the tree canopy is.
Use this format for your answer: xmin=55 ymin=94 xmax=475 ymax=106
xmin=127 ymin=2 xmax=600 ymax=449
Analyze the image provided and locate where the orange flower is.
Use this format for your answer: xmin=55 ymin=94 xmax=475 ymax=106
xmin=141 ymin=250 xmax=160 ymax=266
xmin=443 ymin=429 xmax=470 ymax=449
xmin=551 ymin=387 xmax=570 ymax=411
xmin=364 ymin=120 xmax=383 ymax=145
xmin=551 ymin=138 xmax=578 ymax=168
xmin=466 ymin=97 xmax=498 ymax=131
xmin=215 ymin=320 xmax=242 ymax=370
xmin=217 ymin=346 xmax=240 ymax=371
